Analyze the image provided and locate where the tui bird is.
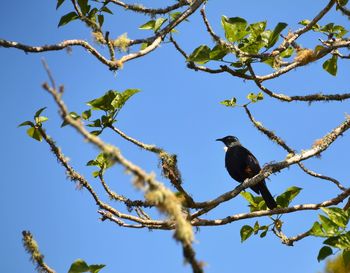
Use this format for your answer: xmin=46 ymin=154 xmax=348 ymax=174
xmin=216 ymin=135 xmax=277 ymax=210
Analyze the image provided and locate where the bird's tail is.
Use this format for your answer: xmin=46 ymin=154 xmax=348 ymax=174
xmin=258 ymin=182 xmax=277 ymax=210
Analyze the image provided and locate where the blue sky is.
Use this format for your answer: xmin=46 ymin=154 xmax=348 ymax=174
xmin=1 ymin=1 xmax=350 ymax=273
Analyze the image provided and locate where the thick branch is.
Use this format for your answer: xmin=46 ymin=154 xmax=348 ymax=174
xmin=193 ymin=186 xmax=350 ymax=226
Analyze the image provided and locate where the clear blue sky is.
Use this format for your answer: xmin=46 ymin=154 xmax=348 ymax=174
xmin=1 ymin=1 xmax=350 ymax=273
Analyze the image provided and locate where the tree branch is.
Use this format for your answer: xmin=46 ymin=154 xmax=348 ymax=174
xmin=191 ymin=113 xmax=350 ymax=217
xmin=243 ymin=105 xmax=346 ymax=191
xmin=193 ymin=186 xmax=350 ymax=226
xmin=108 ymin=0 xmax=187 ymax=14
xmin=247 ymin=63 xmax=350 ymax=102
xmin=22 ymin=231 xmax=56 ymax=273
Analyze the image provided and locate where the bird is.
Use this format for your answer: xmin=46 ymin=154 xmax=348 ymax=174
xmin=216 ymin=135 xmax=277 ymax=210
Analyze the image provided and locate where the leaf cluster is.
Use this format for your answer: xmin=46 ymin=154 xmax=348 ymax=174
xmin=68 ymin=259 xmax=105 ymax=273
xmin=18 ymin=107 xmax=48 ymax=142
xmin=309 ymin=207 xmax=350 ymax=263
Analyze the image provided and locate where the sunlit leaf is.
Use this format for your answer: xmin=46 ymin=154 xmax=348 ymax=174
xmin=154 ymin=18 xmax=167 ymax=32
xmin=322 ymin=207 xmax=349 ymax=228
xmin=220 ymin=97 xmax=237 ymax=107
xmin=221 ymin=16 xmax=249 ymax=42
xmin=240 ymin=225 xmax=253 ymax=242
xmin=266 ymin=22 xmax=287 ymax=48
xmin=26 ymin=127 xmax=42 ymax=142
xmin=276 ymin=186 xmax=302 ymax=208
xmin=323 ymin=55 xmax=338 ymax=76
xmin=210 ymin=44 xmax=229 ymax=60
xmin=187 ymin=45 xmax=211 ymax=64
xmin=68 ymin=259 xmax=89 ymax=273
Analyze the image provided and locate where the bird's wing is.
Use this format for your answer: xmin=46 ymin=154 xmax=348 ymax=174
xmin=241 ymin=146 xmax=261 ymax=177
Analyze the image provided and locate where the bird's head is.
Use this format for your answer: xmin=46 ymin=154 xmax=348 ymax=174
xmin=216 ymin=135 xmax=240 ymax=148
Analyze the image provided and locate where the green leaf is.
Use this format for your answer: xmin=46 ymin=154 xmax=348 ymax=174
xmin=260 ymin=30 xmax=272 ymax=46
xmin=248 ymin=21 xmax=267 ymax=38
xmin=139 ymin=20 xmax=155 ymax=30
xmin=280 ymin=47 xmax=294 ymax=58
xmin=88 ymin=264 xmax=106 ymax=273
xmin=187 ymin=45 xmax=211 ymax=64
xmin=77 ymin=0 xmax=89 ymax=15
xmin=276 ymin=186 xmax=302 ymax=208
xmin=253 ymin=221 xmax=260 ymax=234
xmin=324 ymin=232 xmax=350 ymax=250
xmin=26 ymin=127 xmax=42 ymax=142
xmin=18 ymin=121 xmax=34 ymax=127
xmin=101 ymin=6 xmax=113 ymax=14
xmin=82 ymin=109 xmax=92 ymax=120
xmin=88 ymin=8 xmax=98 ymax=21
xmin=90 ymin=130 xmax=102 ymax=136
xmin=154 ymin=18 xmax=167 ymax=32
xmin=87 ymin=89 xmax=139 ymax=112
xmin=87 ymin=90 xmax=117 ymax=111
xmin=322 ymin=207 xmax=349 ymax=228
xmin=35 ymin=116 xmax=49 ymax=124
xmin=299 ymin=19 xmax=311 ymax=26
xmin=87 ymin=153 xmax=115 ymax=171
xmin=221 ymin=16 xmax=249 ymax=42
xmin=117 ymin=89 xmax=140 ymax=109
xmin=209 ymin=44 xmax=229 ymax=60
xmin=323 ymin=55 xmax=338 ymax=76
xmin=220 ymin=97 xmax=237 ymax=107
xmin=68 ymin=259 xmax=89 ymax=273
xmin=170 ymin=12 xmax=184 ymax=21
xmin=56 ymin=0 xmax=65 ymax=9
xmin=34 ymin=107 xmax=47 ymax=118
xmin=260 ymin=229 xmax=268 ymax=238
xmin=333 ymin=25 xmax=347 ymax=38
xmin=317 ymin=246 xmax=333 ymax=262
xmin=343 ymin=250 xmax=350 ymax=267
xmin=98 ymin=14 xmax=104 ymax=27
xmin=239 ymin=38 xmax=265 ymax=55
xmin=86 ymin=160 xmax=98 ymax=166
xmin=140 ymin=42 xmax=149 ymax=50
xmin=240 ymin=225 xmax=253 ymax=242
xmin=338 ymin=0 xmax=349 ymax=5
xmin=319 ymin=215 xmax=340 ymax=236
xmin=92 ymin=170 xmax=100 ymax=178
xmin=309 ymin=221 xmax=326 ymax=237
xmin=58 ymin=12 xmax=79 ymax=27
xmin=87 ymin=119 xmax=102 ymax=128
xmin=240 ymin=191 xmax=257 ymax=206
xmin=267 ymin=22 xmax=287 ymax=48
xmin=247 ymin=92 xmax=264 ymax=103
xmin=61 ymin=112 xmax=80 ymax=127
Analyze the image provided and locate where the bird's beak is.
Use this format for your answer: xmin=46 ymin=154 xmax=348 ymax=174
xmin=216 ymin=138 xmax=223 ymax=142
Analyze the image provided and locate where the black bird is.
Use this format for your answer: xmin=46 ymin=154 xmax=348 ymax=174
xmin=216 ymin=135 xmax=277 ymax=210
